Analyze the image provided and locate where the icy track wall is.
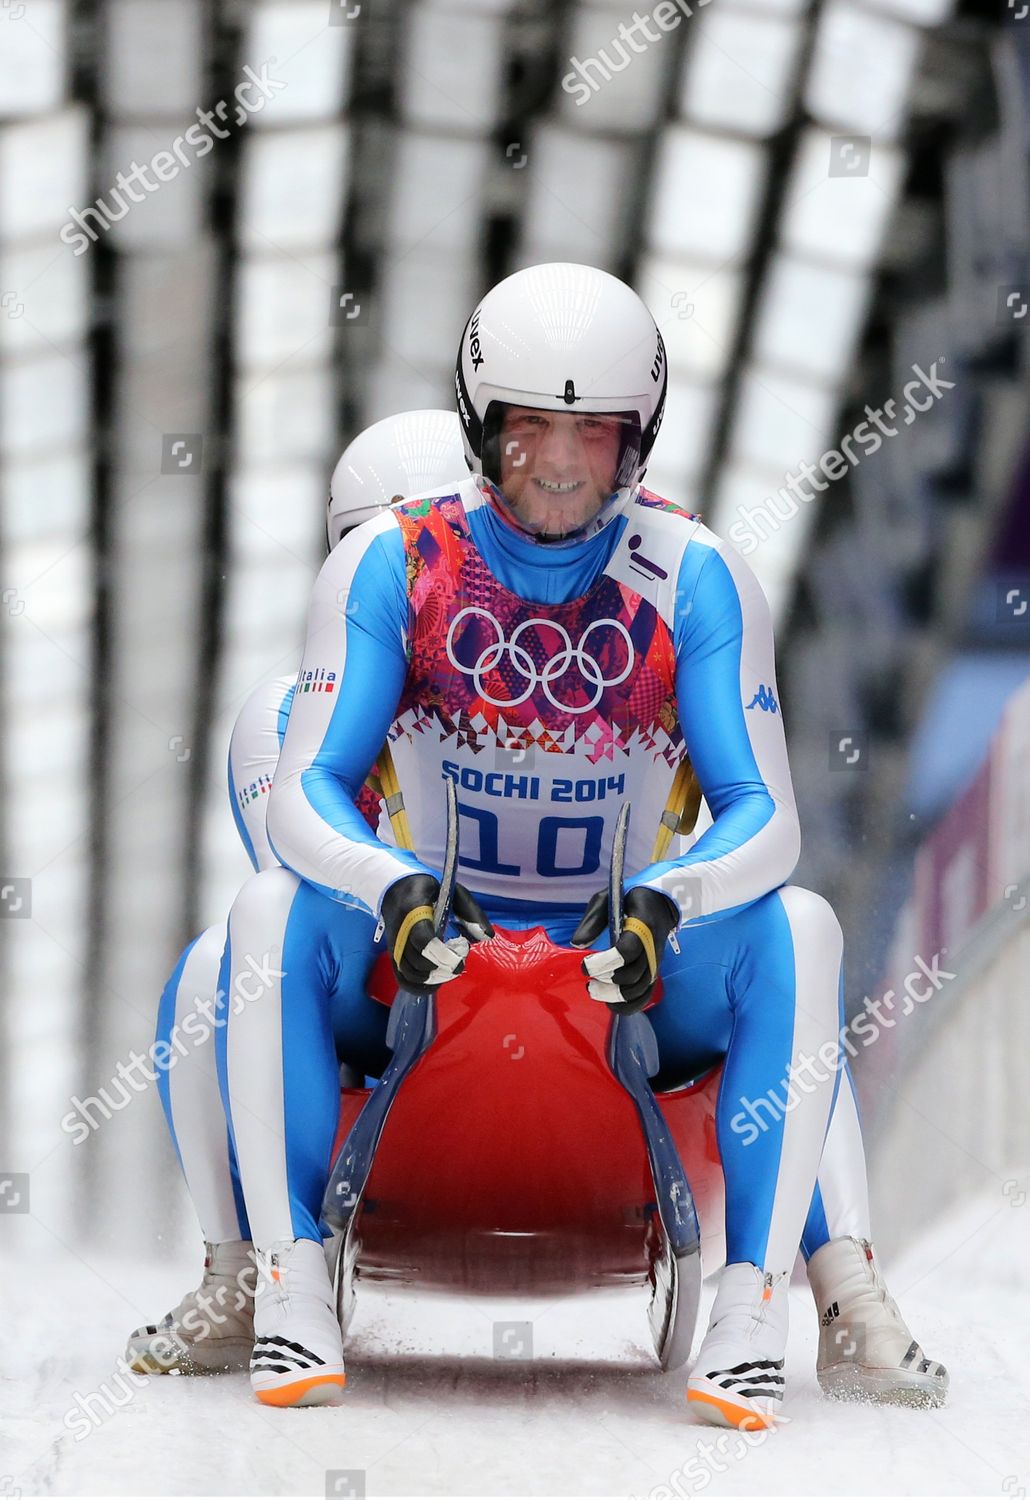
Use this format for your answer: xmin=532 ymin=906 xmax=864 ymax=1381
xmin=856 ymin=674 xmax=1030 ymax=1260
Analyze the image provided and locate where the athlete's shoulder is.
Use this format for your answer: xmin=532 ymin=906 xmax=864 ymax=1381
xmin=600 ymin=489 xmax=704 ymax=627
xmin=633 ymin=490 xmax=738 ymax=574
xmin=628 ymin=485 xmax=711 ymax=558
xmin=677 ymin=514 xmax=763 ymax=586
xmin=635 ymin=485 xmax=703 ymax=524
xmin=621 ymin=493 xmax=762 ymax=641
xmin=320 ymin=505 xmax=407 ymax=588
xmin=670 ymin=512 xmax=772 ymax=649
xmin=393 ymin=473 xmax=479 ymax=522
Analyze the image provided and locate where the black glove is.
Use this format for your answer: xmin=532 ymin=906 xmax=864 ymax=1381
xmin=571 ymin=886 xmax=679 ymax=1014
xmin=452 ymin=884 xmax=496 ymax=945
xmin=380 ymin=874 xmax=493 ymax=991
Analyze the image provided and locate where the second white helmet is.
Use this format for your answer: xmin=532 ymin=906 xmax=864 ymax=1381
xmin=454 ymin=262 xmax=667 ymax=493
xmin=327 ymin=408 xmax=468 ymax=549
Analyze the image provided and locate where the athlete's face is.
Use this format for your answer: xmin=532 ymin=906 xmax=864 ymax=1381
xmin=497 ymin=406 xmax=624 ymax=539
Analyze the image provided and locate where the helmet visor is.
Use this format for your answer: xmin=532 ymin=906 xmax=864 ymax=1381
xmin=480 ymin=401 xmax=642 ymax=542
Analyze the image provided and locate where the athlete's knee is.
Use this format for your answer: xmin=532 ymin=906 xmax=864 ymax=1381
xmin=158 ymin=921 xmax=228 ymax=1046
xmin=191 ymin=920 xmax=229 ymax=972
xmin=776 ymin=885 xmax=843 ymax=963
xmin=175 ymin=921 xmax=228 ymax=1017
xmin=228 ymin=866 xmax=302 ymax=936
xmin=776 ymin=886 xmax=844 ymax=1038
xmin=164 ymin=921 xmax=224 ymax=991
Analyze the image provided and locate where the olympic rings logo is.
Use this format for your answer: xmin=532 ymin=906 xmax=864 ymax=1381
xmin=445 ymin=606 xmax=634 ymax=714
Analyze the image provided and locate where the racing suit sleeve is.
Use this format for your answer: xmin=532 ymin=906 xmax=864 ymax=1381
xmin=227 ymin=675 xmax=297 ymax=871
xmin=625 ymin=533 xmax=801 ymax=928
xmin=264 ymin=516 xmax=435 ymax=916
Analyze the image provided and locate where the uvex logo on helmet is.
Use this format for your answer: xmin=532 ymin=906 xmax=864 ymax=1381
xmin=651 ymin=330 xmax=665 ymax=384
xmin=468 ymin=311 xmax=485 ymax=370
xmin=454 ymin=368 xmax=473 ymax=429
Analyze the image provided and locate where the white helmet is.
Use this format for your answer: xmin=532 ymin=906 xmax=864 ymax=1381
xmin=455 ymin=262 xmax=667 ymax=498
xmin=327 ymin=408 xmax=468 ymax=549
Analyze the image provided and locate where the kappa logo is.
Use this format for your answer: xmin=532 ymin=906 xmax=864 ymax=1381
xmin=746 ymin=683 xmax=779 ymax=713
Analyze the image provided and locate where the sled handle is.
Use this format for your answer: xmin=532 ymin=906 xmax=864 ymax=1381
xmin=608 ymin=800 xmax=629 ymax=943
xmin=433 ymin=774 xmax=459 ymax=937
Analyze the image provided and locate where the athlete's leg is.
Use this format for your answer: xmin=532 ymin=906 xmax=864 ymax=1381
xmin=216 ymin=867 xmax=388 ymax=1249
xmin=535 ymin=890 xmax=870 ymax=1255
xmin=155 ymin=922 xmax=250 ymax=1243
xmin=799 ymin=1053 xmax=945 ymax=1406
xmin=126 ymin=923 xmax=255 ymax=1374
xmin=641 ymin=884 xmax=841 ymax=1426
xmin=523 ymin=893 xmax=868 ymax=1261
xmin=631 ymin=888 xmax=942 ymax=1411
xmin=801 ymin=1063 xmax=871 ymax=1255
xmin=216 ymin=867 xmax=388 ymax=1406
xmin=650 ymin=884 xmax=842 ymax=1275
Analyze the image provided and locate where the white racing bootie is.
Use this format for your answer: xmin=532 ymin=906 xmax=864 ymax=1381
xmin=807 ymin=1236 xmax=948 ymax=1407
xmin=126 ymin=1239 xmax=256 ymax=1374
xmin=687 ymin=1263 xmax=789 ymax=1430
xmin=250 ymin=1237 xmax=346 ymax=1408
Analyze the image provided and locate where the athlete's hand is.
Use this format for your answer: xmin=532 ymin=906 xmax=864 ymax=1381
xmin=571 ymin=886 xmax=679 ymax=1014
xmin=452 ymin=884 xmax=495 ymax=945
xmin=380 ymin=874 xmax=493 ymax=991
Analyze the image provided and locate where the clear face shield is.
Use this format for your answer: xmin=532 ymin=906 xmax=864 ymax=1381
xmin=480 ymin=402 xmax=642 ymax=543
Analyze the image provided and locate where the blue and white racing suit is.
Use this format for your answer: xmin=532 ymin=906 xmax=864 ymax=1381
xmin=155 ymin=674 xmax=391 ymax=1244
xmin=154 ymin=676 xmax=295 ymax=1245
xmin=215 ymin=478 xmax=870 ymax=1274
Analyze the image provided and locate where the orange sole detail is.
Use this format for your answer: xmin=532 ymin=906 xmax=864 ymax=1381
xmin=255 ymin=1373 xmax=346 ymax=1408
xmin=686 ymin=1386 xmax=777 ymax=1431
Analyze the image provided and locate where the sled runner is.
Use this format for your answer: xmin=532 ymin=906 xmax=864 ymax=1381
xmin=323 ymin=786 xmax=724 ymax=1370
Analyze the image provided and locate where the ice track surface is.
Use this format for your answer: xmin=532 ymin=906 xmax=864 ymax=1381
xmin=3 ymin=1189 xmax=1028 ymax=1498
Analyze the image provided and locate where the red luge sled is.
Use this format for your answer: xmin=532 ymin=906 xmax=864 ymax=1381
xmin=328 ymin=925 xmax=725 ymax=1366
